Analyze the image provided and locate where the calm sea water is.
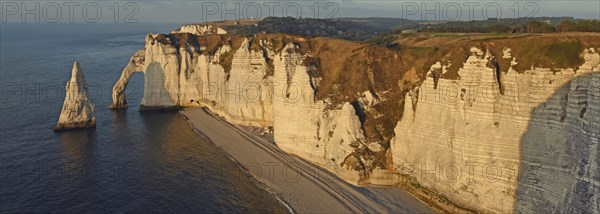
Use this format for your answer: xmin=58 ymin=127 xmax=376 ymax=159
xmin=0 ymin=23 xmax=288 ymax=213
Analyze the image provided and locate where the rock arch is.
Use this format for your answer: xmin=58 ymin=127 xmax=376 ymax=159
xmin=109 ymin=50 xmax=145 ymax=109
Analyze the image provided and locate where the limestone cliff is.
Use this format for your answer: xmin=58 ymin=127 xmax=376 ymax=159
xmin=393 ymin=47 xmax=599 ymax=213
xmin=55 ymin=61 xmax=96 ymax=131
xmin=172 ymin=24 xmax=228 ymax=35
xmin=272 ymin=43 xmax=367 ymax=182
xmin=111 ymin=30 xmax=599 ymax=213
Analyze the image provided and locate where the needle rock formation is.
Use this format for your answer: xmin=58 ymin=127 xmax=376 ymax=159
xmin=54 ymin=61 xmax=96 ymax=131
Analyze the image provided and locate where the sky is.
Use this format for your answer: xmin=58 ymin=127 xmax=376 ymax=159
xmin=0 ymin=0 xmax=598 ymax=23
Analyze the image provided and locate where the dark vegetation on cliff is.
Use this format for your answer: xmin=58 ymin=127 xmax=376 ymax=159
xmin=223 ymin=17 xmax=600 ymax=43
xmin=229 ymin=17 xmax=419 ymax=41
xmin=393 ymin=33 xmax=598 ymax=74
xmin=215 ymin=17 xmax=599 ymax=75
xmin=418 ymin=17 xmax=600 ymax=34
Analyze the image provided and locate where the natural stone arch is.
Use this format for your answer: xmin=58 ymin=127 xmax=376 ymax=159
xmin=109 ymin=50 xmax=145 ymax=109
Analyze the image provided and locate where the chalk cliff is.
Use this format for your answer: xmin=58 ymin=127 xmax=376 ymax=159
xmin=55 ymin=61 xmax=96 ymax=131
xmin=111 ymin=29 xmax=599 ymax=213
xmin=172 ymin=24 xmax=228 ymax=35
xmin=272 ymin=43 xmax=367 ymax=182
xmin=393 ymin=47 xmax=600 ymax=213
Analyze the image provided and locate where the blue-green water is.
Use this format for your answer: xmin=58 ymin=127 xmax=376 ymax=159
xmin=0 ymin=23 xmax=287 ymax=213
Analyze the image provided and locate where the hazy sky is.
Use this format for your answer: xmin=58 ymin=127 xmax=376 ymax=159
xmin=1 ymin=0 xmax=598 ymax=23
xmin=140 ymin=0 xmax=599 ymax=23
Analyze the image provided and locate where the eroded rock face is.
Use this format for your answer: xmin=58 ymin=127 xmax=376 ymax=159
xmin=55 ymin=61 xmax=96 ymax=131
xmin=273 ymin=44 xmax=365 ymax=182
xmin=392 ymin=48 xmax=600 ymax=213
xmin=111 ymin=30 xmax=600 ymax=213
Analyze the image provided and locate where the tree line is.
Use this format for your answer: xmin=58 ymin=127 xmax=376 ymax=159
xmin=421 ymin=19 xmax=600 ymax=34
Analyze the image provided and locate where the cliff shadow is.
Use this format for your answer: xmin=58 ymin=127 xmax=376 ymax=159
xmin=141 ymin=62 xmax=177 ymax=109
xmin=515 ymin=72 xmax=598 ymax=213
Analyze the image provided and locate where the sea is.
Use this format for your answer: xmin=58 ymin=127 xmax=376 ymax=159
xmin=0 ymin=23 xmax=288 ymax=213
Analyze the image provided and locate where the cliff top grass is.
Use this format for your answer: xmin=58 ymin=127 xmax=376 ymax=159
xmin=158 ymin=31 xmax=598 ymax=78
xmin=390 ymin=32 xmax=600 ymax=76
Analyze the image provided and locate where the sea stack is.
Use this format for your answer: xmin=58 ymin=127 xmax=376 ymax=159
xmin=54 ymin=61 xmax=96 ymax=131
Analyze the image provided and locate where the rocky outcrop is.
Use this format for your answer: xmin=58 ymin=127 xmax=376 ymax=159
xmin=55 ymin=61 xmax=96 ymax=131
xmin=111 ymin=29 xmax=599 ymax=213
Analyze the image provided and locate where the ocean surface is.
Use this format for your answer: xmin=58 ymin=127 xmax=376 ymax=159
xmin=0 ymin=23 xmax=288 ymax=213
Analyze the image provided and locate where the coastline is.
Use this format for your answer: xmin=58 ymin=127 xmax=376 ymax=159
xmin=180 ymin=107 xmax=434 ymax=213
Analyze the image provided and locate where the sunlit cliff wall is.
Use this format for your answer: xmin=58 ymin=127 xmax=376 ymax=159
xmin=393 ymin=48 xmax=599 ymax=213
xmin=111 ymin=31 xmax=599 ymax=213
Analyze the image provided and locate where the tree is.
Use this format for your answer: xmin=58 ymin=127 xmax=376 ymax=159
xmin=526 ymin=21 xmax=555 ymax=34
xmin=556 ymin=20 xmax=576 ymax=32
xmin=575 ymin=20 xmax=600 ymax=32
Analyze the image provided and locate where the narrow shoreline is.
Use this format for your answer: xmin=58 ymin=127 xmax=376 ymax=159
xmin=180 ymin=107 xmax=434 ymax=213
xmin=181 ymin=111 xmax=295 ymax=213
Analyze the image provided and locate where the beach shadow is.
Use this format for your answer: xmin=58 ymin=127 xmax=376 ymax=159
xmin=515 ymin=72 xmax=598 ymax=213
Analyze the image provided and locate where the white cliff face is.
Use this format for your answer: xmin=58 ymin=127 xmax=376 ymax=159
xmin=111 ymin=32 xmax=599 ymax=213
xmin=112 ymin=35 xmax=273 ymax=126
xmin=178 ymin=44 xmax=206 ymax=107
xmin=178 ymin=39 xmax=274 ymax=127
xmin=111 ymin=35 xmax=182 ymax=109
xmin=172 ymin=24 xmax=227 ymax=35
xmin=272 ymin=44 xmax=365 ymax=182
xmin=392 ymin=48 xmax=600 ymax=213
xmin=207 ymin=39 xmax=274 ymax=127
xmin=141 ymin=35 xmax=181 ymax=109
xmin=111 ymin=36 xmax=365 ymax=179
xmin=55 ymin=61 xmax=96 ymax=131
